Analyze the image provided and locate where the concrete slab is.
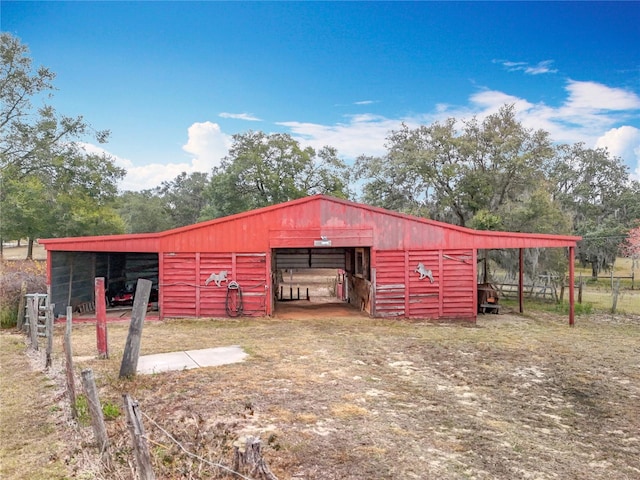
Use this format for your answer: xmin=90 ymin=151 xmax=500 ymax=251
xmin=136 ymin=346 xmax=248 ymax=374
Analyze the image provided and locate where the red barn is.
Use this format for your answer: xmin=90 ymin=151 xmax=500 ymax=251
xmin=40 ymin=195 xmax=581 ymax=323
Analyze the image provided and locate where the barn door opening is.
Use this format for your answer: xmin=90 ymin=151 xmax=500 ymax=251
xmin=272 ymin=247 xmax=370 ymax=317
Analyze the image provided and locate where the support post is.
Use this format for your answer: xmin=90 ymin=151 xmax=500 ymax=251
xmin=569 ymin=246 xmax=575 ymax=327
xmin=64 ymin=306 xmax=77 ymax=419
xmin=119 ymin=279 xmax=152 ymax=378
xmin=95 ymin=277 xmax=108 ymax=359
xmin=518 ymin=248 xmax=524 ymax=314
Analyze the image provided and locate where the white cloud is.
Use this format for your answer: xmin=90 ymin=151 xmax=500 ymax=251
xmin=595 ymin=126 xmax=640 ymax=181
xmin=496 ymin=59 xmax=557 ymax=75
xmin=80 ymin=121 xmax=233 ymax=191
xmin=275 ymin=80 xmax=640 ymax=178
xmin=353 ymin=100 xmax=376 ymax=105
xmin=278 ymin=114 xmax=412 ymax=158
xmin=181 ymin=121 xmax=232 ymax=171
xmin=80 ymin=142 xmax=195 ymax=191
xmin=564 ymin=80 xmax=640 ymax=111
xmin=219 ymin=112 xmax=262 ymax=121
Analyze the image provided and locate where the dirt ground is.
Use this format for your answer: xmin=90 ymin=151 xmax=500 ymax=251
xmin=1 ymin=308 xmax=639 ymax=480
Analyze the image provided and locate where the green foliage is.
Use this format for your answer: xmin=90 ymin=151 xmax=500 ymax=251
xmin=75 ymin=395 xmax=90 ymax=427
xmin=0 ymin=305 xmax=18 ymax=329
xmin=117 ymin=190 xmax=174 ymax=233
xmin=470 ymin=209 xmax=503 ymax=231
xmin=355 ymin=105 xmax=557 ymax=227
xmin=102 ymin=401 xmax=121 ymax=421
xmin=0 ymin=259 xmax=47 ymax=327
xmin=205 ymin=131 xmax=351 ymax=217
xmin=74 ymin=395 xmax=121 ymax=426
xmin=554 ymin=301 xmax=593 ymax=316
xmin=0 ymin=33 xmax=125 ymax=245
xmin=159 ymin=171 xmax=210 ymax=227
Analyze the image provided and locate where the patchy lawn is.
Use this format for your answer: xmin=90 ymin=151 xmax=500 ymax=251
xmin=2 ymin=311 xmax=640 ymax=479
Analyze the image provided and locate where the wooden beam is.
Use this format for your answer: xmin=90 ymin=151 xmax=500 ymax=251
xmin=569 ymin=246 xmax=575 ymax=327
xmin=519 ymin=248 xmax=524 ymax=314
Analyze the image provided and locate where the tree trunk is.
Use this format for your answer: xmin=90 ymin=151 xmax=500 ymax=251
xmin=233 ymin=436 xmax=278 ymax=480
xmin=591 ymin=261 xmax=598 ymax=280
xmin=27 ymin=237 xmax=34 ymax=260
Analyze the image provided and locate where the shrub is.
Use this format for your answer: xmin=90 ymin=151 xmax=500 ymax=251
xmin=0 ymin=260 xmax=47 ymax=328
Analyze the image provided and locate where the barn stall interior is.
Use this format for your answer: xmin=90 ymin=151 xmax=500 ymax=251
xmin=40 ymin=195 xmax=581 ymax=324
xmin=272 ymin=247 xmax=370 ymax=315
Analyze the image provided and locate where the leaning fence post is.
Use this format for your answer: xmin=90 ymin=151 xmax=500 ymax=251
xmin=123 ymin=394 xmax=156 ymax=480
xmin=81 ymin=369 xmax=110 ymax=460
xmin=45 ymin=304 xmax=55 ymax=368
xmin=119 ymin=279 xmax=152 ymax=378
xmin=64 ymin=306 xmax=77 ymax=419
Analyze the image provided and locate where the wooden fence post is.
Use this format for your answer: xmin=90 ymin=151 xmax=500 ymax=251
xmin=81 ymin=369 xmax=110 ymax=460
xmin=45 ymin=304 xmax=55 ymax=368
xmin=64 ymin=306 xmax=77 ymax=419
xmin=611 ymin=278 xmax=620 ymax=314
xmin=95 ymin=278 xmax=108 ymax=359
xmin=578 ymin=274 xmax=583 ymax=304
xmin=119 ymin=279 xmax=152 ymax=378
xmin=27 ymin=297 xmax=38 ymax=351
xmin=123 ymin=394 xmax=156 ymax=480
xmin=16 ymin=282 xmax=27 ymax=331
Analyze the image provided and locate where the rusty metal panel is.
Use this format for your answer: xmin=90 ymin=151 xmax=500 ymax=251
xmin=441 ymin=249 xmax=475 ymax=318
xmin=374 ymin=250 xmax=406 ymax=317
xmin=235 ymin=253 xmax=267 ymax=316
xmin=161 ymin=253 xmax=197 ymax=317
xmin=408 ymin=250 xmax=440 ymax=318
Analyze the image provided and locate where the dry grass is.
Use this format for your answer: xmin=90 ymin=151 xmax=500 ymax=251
xmin=2 ymin=310 xmax=638 ymax=479
xmin=0 ymin=334 xmax=70 ymax=479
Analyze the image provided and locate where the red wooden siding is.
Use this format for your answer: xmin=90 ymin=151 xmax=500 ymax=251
xmin=162 ymin=252 xmax=268 ymax=318
xmin=162 ymin=253 xmax=198 ymax=317
xmin=235 ymin=254 xmax=268 ymax=316
xmin=374 ymin=249 xmax=474 ymax=320
xmin=374 ymin=250 xmax=406 ymax=317
xmin=199 ymin=253 xmax=233 ymax=317
xmin=407 ymin=250 xmax=441 ymax=318
xmin=441 ymin=249 xmax=476 ymax=318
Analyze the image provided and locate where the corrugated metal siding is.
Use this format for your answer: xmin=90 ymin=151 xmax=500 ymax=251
xmin=374 ymin=250 xmax=406 ymax=317
xmin=441 ymin=249 xmax=475 ymax=318
xmin=162 ymin=252 xmax=267 ymax=318
xmin=408 ymin=250 xmax=440 ymax=318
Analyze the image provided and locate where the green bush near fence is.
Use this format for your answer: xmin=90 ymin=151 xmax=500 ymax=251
xmin=0 ymin=306 xmax=18 ymax=329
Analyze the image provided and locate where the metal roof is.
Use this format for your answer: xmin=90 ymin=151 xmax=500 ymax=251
xmin=39 ymin=194 xmax=581 ymax=252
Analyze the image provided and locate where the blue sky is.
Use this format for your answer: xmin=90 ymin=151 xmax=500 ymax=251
xmin=3 ymin=1 xmax=639 ymax=191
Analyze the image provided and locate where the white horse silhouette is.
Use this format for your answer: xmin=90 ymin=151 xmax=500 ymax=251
xmin=415 ymin=263 xmax=434 ymax=283
xmin=205 ymin=270 xmax=228 ymax=287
